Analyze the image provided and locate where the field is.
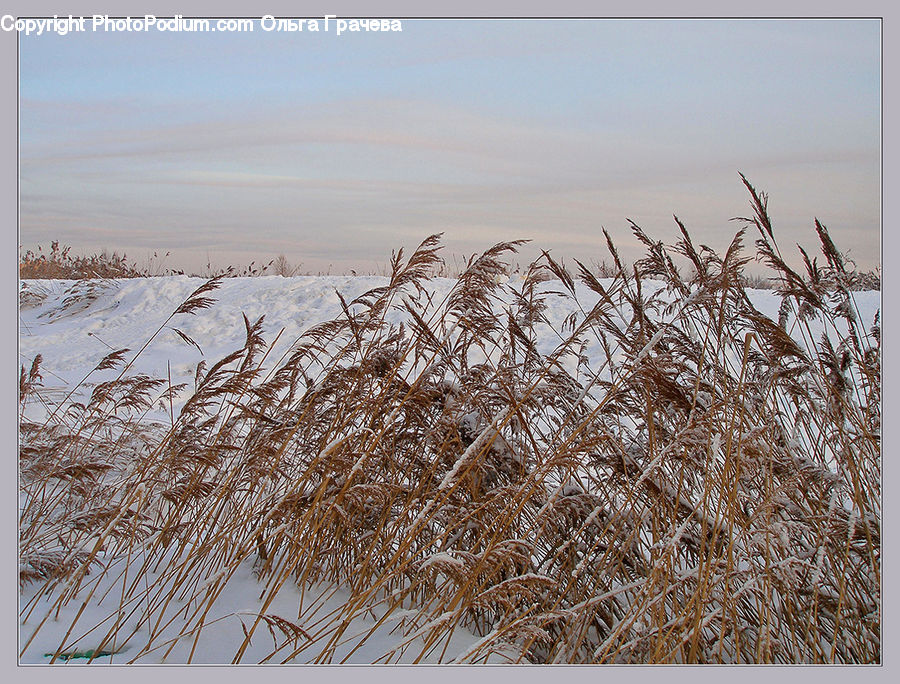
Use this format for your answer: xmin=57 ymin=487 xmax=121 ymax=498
xmin=17 ymin=185 xmax=881 ymax=664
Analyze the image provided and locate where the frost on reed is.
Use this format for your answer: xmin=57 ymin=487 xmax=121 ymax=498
xmin=18 ymin=180 xmax=880 ymax=664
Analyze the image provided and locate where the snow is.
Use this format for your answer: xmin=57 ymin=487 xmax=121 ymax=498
xmin=18 ymin=275 xmax=880 ymax=421
xmin=19 ymin=549 xmax=483 ymax=664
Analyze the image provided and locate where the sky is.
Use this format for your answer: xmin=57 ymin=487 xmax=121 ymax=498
xmin=18 ymin=18 xmax=881 ymax=275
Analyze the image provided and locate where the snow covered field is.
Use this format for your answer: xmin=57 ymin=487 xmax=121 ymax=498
xmin=19 ymin=275 xmax=877 ymax=418
xmin=18 ymin=270 xmax=881 ymax=664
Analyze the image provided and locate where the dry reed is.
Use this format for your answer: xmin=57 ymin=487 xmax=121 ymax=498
xmin=18 ymin=180 xmax=880 ymax=664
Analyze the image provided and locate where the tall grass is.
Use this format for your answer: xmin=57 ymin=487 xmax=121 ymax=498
xmin=18 ymin=179 xmax=880 ymax=663
xmin=19 ymin=241 xmax=150 ymax=279
xmin=18 ymin=241 xmax=274 ymax=279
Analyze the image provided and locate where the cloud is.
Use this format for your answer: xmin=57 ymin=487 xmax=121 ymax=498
xmin=19 ymin=19 xmax=880 ymax=275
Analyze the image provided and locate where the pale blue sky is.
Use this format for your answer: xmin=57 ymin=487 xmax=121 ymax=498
xmin=19 ymin=19 xmax=880 ymax=273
